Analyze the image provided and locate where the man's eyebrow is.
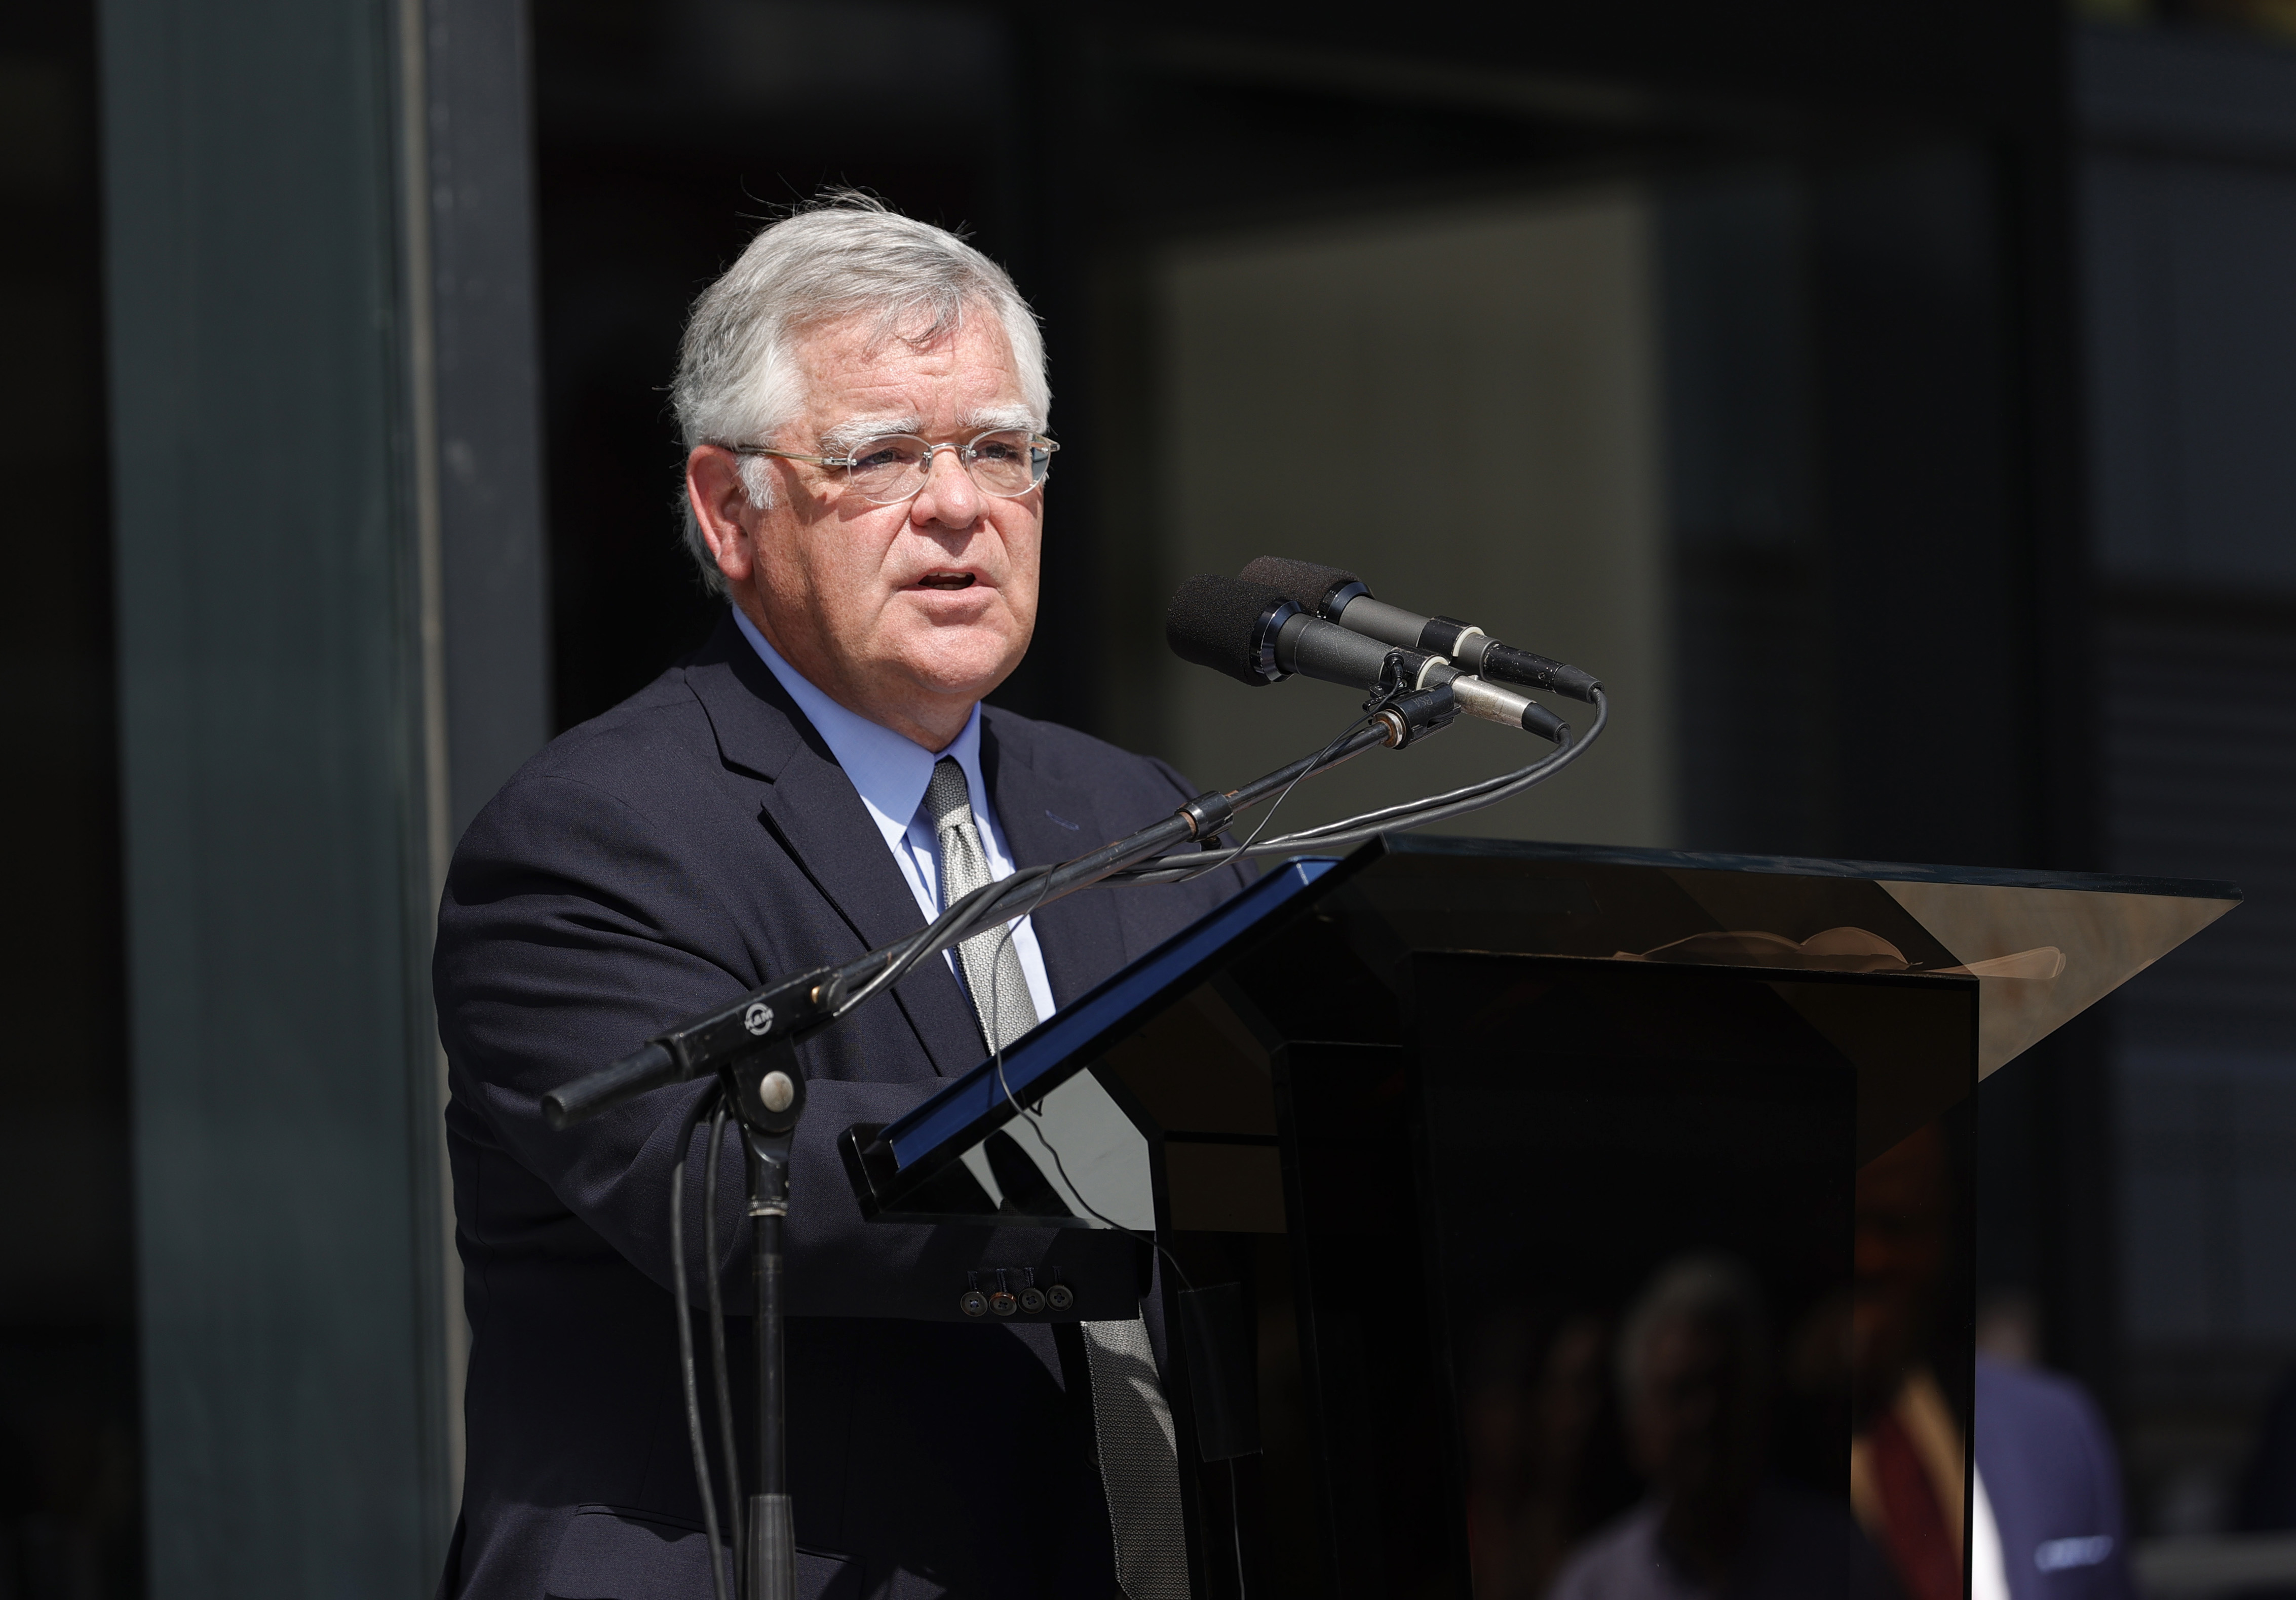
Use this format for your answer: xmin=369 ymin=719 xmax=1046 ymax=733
xmin=961 ymin=404 xmax=1042 ymax=435
xmin=818 ymin=414 xmax=922 ymax=455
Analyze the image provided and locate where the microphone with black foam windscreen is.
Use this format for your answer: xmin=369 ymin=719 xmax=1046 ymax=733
xmin=1237 ymin=556 xmax=1602 ymax=704
xmin=1166 ymin=573 xmax=1568 ymax=742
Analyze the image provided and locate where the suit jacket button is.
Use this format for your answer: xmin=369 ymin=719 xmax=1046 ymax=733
xmin=989 ymin=1291 xmax=1018 ymax=1316
xmin=1020 ymin=1287 xmax=1047 ymax=1313
xmin=960 ymin=1290 xmax=988 ymax=1317
xmin=1046 ymin=1284 xmax=1074 ymax=1311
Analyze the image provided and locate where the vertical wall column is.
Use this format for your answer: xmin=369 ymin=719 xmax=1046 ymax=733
xmin=97 ymin=0 xmax=547 ymax=1592
xmin=413 ymin=0 xmax=553 ymax=1525
xmin=425 ymin=0 xmax=551 ymax=838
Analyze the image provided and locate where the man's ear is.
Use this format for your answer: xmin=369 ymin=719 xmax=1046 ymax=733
xmin=686 ymin=446 xmax=758 ymax=585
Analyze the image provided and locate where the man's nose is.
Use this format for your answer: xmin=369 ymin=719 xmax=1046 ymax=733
xmin=911 ymin=445 xmax=983 ymax=530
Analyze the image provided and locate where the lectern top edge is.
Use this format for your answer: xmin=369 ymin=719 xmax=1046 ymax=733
xmin=1379 ymin=833 xmax=2243 ymax=904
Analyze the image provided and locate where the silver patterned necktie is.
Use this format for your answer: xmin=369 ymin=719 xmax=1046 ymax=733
xmin=921 ymin=757 xmax=1191 ymax=1599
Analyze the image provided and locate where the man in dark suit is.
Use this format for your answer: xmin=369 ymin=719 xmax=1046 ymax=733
xmin=433 ymin=197 xmax=1248 ymax=1598
xmin=1973 ymin=1354 xmax=2137 ymax=1600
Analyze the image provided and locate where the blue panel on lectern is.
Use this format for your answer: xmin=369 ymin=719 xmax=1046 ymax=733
xmin=878 ymin=854 xmax=1342 ymax=1174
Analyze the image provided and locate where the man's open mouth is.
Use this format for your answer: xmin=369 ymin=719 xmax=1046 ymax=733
xmin=916 ymin=573 xmax=977 ymax=590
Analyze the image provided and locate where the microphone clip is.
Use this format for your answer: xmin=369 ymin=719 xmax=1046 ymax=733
xmin=1364 ymin=650 xmax=1458 ymax=749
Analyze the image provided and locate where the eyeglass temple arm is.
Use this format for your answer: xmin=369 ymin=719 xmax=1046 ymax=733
xmin=727 ymin=445 xmax=848 ymax=466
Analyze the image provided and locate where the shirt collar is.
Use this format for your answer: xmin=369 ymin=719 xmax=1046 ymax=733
xmin=731 ymin=606 xmax=985 ymax=850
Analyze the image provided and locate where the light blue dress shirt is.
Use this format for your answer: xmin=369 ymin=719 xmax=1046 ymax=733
xmin=731 ymin=607 xmax=1057 ymax=1024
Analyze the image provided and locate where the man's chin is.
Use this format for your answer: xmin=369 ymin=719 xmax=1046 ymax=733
xmin=883 ymin=609 xmax=1030 ymax=677
xmin=888 ymin=642 xmax=1027 ymax=705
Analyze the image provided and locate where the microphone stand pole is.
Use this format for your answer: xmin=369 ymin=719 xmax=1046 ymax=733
xmin=725 ymin=1044 xmax=803 ymax=1600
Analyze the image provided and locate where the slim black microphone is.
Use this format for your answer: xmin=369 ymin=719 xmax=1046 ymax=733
xmin=1237 ymin=556 xmax=1602 ymax=704
xmin=1165 ymin=574 xmax=1567 ymax=742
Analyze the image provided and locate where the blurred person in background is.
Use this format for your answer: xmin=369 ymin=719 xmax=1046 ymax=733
xmin=1971 ymin=1351 xmax=2135 ymax=1600
xmin=1548 ymin=1256 xmax=1889 ymax=1600
xmin=1856 ymin=1122 xmax=2136 ymax=1600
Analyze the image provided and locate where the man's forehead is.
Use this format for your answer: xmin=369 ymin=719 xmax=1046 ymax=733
xmin=799 ymin=337 xmax=1033 ymax=434
xmin=796 ymin=309 xmax=1018 ymax=386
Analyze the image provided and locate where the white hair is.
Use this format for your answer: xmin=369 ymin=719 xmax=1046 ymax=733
xmin=670 ymin=192 xmax=1051 ymax=596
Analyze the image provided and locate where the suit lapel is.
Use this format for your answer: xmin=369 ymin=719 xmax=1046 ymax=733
xmin=682 ymin=614 xmax=985 ymax=1075
xmin=982 ymin=710 xmax=1130 ymax=1009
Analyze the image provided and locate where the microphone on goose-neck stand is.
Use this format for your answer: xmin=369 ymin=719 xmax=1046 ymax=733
xmin=1164 ymin=573 xmax=1571 ymax=744
xmin=1236 ymin=555 xmax=1602 ymax=705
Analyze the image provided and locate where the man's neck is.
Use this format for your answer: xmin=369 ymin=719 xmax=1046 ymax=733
xmin=735 ymin=596 xmax=972 ymax=752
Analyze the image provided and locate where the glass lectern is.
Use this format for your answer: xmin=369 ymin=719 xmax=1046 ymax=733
xmin=839 ymin=836 xmax=2236 ymax=1598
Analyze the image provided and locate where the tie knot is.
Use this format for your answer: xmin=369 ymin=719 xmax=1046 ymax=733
xmin=924 ymin=756 xmax=973 ymax=833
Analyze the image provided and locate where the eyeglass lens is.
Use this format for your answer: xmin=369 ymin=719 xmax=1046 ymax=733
xmin=846 ymin=433 xmax=1048 ymax=504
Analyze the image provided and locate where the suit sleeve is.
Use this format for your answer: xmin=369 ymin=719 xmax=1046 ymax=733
xmin=435 ymin=771 xmax=1145 ymax=1322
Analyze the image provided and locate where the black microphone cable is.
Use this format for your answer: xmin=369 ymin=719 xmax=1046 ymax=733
xmin=668 ymin=1083 xmax=735 ymax=1600
xmin=962 ymin=865 xmax=1203 ymax=1295
xmin=1286 ymin=683 xmax=1609 ymax=844
xmin=1267 ymin=684 xmax=1608 ymax=846
xmin=702 ymin=1097 xmax=744 ymax=1587
xmin=1112 ymin=685 xmax=1608 ymax=884
xmin=1164 ymin=706 xmax=1385 ymax=886
xmin=850 ymin=707 xmax=1399 ymax=980
xmin=947 ymin=689 xmax=1580 ymax=1251
xmin=827 ymin=863 xmax=1062 ymax=1025
xmin=821 ymin=684 xmax=1594 ymax=991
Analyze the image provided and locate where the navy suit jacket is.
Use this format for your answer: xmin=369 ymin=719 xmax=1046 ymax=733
xmin=432 ymin=613 xmax=1251 ymax=1599
xmin=1975 ymin=1355 xmax=2137 ymax=1600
